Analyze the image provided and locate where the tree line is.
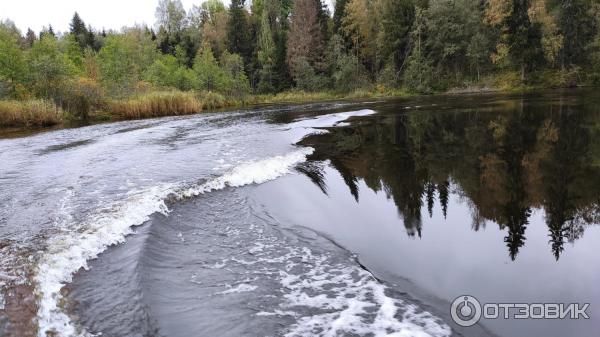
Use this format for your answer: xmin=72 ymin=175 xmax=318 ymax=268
xmin=2 ymin=0 xmax=600 ymax=110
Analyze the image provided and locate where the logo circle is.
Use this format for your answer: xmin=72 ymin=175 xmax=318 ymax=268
xmin=450 ymin=295 xmax=482 ymax=327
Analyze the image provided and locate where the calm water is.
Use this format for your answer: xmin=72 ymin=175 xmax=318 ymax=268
xmin=0 ymin=90 xmax=598 ymax=337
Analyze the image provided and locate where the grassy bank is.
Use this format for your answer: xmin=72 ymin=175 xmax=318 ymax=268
xmin=0 ymin=100 xmax=63 ymax=128
xmin=0 ymin=85 xmax=562 ymax=131
xmin=0 ymin=74 xmax=591 ymax=132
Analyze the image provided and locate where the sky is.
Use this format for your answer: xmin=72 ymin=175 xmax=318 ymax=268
xmin=0 ymin=0 xmax=218 ymax=34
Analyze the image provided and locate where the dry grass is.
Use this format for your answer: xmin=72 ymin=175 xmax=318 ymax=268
xmin=108 ymin=91 xmax=203 ymax=119
xmin=197 ymin=91 xmax=233 ymax=110
xmin=0 ymin=100 xmax=63 ymax=127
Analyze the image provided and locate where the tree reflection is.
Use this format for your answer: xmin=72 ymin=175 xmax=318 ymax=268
xmin=298 ymin=94 xmax=600 ymax=260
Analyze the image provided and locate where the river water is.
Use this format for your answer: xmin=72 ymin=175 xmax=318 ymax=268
xmin=0 ymin=90 xmax=598 ymax=337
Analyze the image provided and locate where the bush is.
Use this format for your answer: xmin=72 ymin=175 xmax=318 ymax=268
xmin=0 ymin=99 xmax=63 ymax=127
xmin=58 ymin=77 xmax=105 ymax=119
xmin=108 ymin=91 xmax=202 ymax=119
xmin=331 ymin=54 xmax=370 ymax=93
xmin=197 ymin=91 xmax=230 ymax=110
xmin=377 ymin=60 xmax=400 ymax=89
xmin=403 ymin=52 xmax=435 ymax=94
xmin=219 ymin=52 xmax=251 ymax=98
xmin=535 ymin=67 xmax=582 ymax=88
xmin=292 ymin=57 xmax=328 ymax=92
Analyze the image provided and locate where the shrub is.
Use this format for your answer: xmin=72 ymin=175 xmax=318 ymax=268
xmin=58 ymin=77 xmax=105 ymax=119
xmin=0 ymin=99 xmax=63 ymax=127
xmin=197 ymin=91 xmax=230 ymax=110
xmin=292 ymin=57 xmax=328 ymax=92
xmin=108 ymin=91 xmax=202 ymax=119
xmin=331 ymin=54 xmax=370 ymax=93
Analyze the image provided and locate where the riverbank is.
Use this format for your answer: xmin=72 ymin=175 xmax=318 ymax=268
xmin=0 ymin=88 xmax=409 ymax=134
xmin=0 ymin=78 xmax=591 ymax=135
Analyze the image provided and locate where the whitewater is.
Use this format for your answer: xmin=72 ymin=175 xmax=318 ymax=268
xmin=0 ymin=104 xmax=452 ymax=337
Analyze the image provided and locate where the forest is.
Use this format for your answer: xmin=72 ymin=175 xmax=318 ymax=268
xmin=1 ymin=0 xmax=600 ymax=127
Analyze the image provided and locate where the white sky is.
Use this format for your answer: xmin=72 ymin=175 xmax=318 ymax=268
xmin=0 ymin=0 xmax=221 ymax=34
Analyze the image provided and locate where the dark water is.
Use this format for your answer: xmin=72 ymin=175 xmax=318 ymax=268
xmin=1 ymin=91 xmax=599 ymax=337
xmin=257 ymin=90 xmax=600 ymax=337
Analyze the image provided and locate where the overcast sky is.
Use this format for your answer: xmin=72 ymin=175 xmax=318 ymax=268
xmin=0 ymin=0 xmax=220 ymax=34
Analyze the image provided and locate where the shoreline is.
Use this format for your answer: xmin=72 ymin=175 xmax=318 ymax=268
xmin=0 ymin=85 xmax=593 ymax=139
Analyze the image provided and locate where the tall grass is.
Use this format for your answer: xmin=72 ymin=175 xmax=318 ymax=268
xmin=0 ymin=100 xmax=63 ymax=127
xmin=108 ymin=91 xmax=203 ymax=119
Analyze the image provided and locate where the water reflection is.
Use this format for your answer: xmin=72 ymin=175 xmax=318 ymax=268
xmin=299 ymin=95 xmax=600 ymax=261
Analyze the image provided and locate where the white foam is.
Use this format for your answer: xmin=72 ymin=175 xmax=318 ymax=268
xmin=285 ymin=109 xmax=376 ymax=142
xmin=277 ymin=247 xmax=451 ymax=337
xmin=220 ymin=241 xmax=451 ymax=337
xmin=287 ymin=109 xmax=376 ymax=129
xmin=33 ymin=148 xmax=313 ymax=337
xmin=217 ymin=283 xmax=258 ymax=295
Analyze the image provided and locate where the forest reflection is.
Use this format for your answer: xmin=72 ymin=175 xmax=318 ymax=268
xmin=299 ymin=97 xmax=600 ymax=261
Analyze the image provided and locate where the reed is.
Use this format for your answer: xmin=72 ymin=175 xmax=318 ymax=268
xmin=197 ymin=91 xmax=232 ymax=110
xmin=109 ymin=91 xmax=203 ymax=119
xmin=0 ymin=100 xmax=63 ymax=127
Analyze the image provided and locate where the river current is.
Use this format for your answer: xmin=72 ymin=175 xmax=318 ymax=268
xmin=1 ymin=91 xmax=599 ymax=337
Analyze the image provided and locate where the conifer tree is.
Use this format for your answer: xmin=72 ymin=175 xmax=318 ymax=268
xmin=227 ymin=0 xmax=252 ymax=68
xmin=70 ymin=12 xmax=89 ymax=49
xmin=257 ymin=11 xmax=276 ymax=92
xmin=24 ymin=28 xmax=37 ymax=48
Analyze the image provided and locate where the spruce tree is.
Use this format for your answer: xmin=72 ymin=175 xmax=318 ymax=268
xmin=24 ymin=28 xmax=37 ymax=48
xmin=507 ymin=0 xmax=543 ymax=80
xmin=554 ymin=0 xmax=595 ymax=67
xmin=333 ymin=0 xmax=349 ymax=34
xmin=257 ymin=11 xmax=276 ymax=92
xmin=70 ymin=12 xmax=89 ymax=49
xmin=226 ymin=0 xmax=252 ymax=67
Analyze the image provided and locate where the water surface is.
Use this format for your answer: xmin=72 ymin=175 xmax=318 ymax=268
xmin=0 ymin=91 xmax=598 ymax=337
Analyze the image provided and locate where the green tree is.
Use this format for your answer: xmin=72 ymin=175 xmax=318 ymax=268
xmin=220 ymin=51 xmax=251 ymax=97
xmin=201 ymin=0 xmax=227 ymax=22
xmin=508 ymin=0 xmax=543 ymax=80
xmin=0 ymin=25 xmax=27 ymax=98
xmin=193 ymin=44 xmax=225 ymax=91
xmin=24 ymin=28 xmax=37 ymax=48
xmin=333 ymin=0 xmax=350 ymax=34
xmin=327 ymin=34 xmax=369 ymax=92
xmin=227 ymin=0 xmax=252 ymax=67
xmin=28 ymin=35 xmax=77 ymax=99
xmin=403 ymin=6 xmax=434 ymax=93
xmin=424 ymin=0 xmax=491 ymax=84
xmin=292 ymin=57 xmax=327 ymax=91
xmin=70 ymin=12 xmax=89 ymax=50
xmin=62 ymin=34 xmax=85 ymax=71
xmin=145 ymin=53 xmax=195 ymax=90
xmin=257 ymin=11 xmax=276 ymax=92
xmin=342 ymin=0 xmax=378 ymax=71
xmin=485 ymin=0 xmax=543 ymax=80
xmin=378 ymin=0 xmax=415 ymax=72
xmin=156 ymin=0 xmax=187 ymax=34
xmin=551 ymin=0 xmax=596 ymax=67
xmin=98 ymin=35 xmax=138 ymax=95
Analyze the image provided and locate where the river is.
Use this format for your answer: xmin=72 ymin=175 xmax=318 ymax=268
xmin=1 ymin=90 xmax=599 ymax=337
